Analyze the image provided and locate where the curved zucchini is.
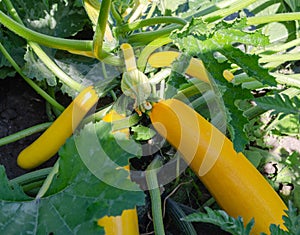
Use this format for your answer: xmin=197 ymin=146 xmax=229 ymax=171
xmin=149 ymin=99 xmax=287 ymax=234
xmin=17 ymin=86 xmax=99 ymax=169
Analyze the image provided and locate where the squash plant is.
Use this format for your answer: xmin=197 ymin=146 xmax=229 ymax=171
xmin=0 ymin=0 xmax=300 ymax=234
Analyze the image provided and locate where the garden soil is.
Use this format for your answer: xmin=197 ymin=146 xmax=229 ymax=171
xmin=0 ymin=76 xmax=58 ymax=179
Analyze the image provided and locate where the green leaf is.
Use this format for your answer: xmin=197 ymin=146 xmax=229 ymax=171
xmin=14 ymin=0 xmax=88 ymax=37
xmin=0 ymin=122 xmax=145 ymax=234
xmin=255 ymin=93 xmax=300 ymax=119
xmin=0 ymin=29 xmax=26 ymax=78
xmin=72 ymin=121 xmax=143 ymax=189
xmin=131 ymin=125 xmax=156 ymax=141
xmin=23 ymin=47 xmax=57 ymax=86
xmin=284 ymin=0 xmax=300 ymax=11
xmin=282 ymin=201 xmax=300 ymax=234
xmin=55 ymin=55 xmax=121 ymax=97
xmin=183 ymin=207 xmax=255 ymax=235
xmin=243 ymin=149 xmax=263 ymax=168
xmin=174 ymin=18 xmax=275 ymax=86
xmin=272 ymin=114 xmax=300 ymax=136
xmin=171 ymin=17 xmax=279 ymax=152
xmin=292 ymin=185 xmax=300 ymax=213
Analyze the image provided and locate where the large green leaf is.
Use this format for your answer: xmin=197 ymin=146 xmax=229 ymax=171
xmin=0 ymin=121 xmax=144 ymax=234
xmin=23 ymin=47 xmax=57 ymax=86
xmin=14 ymin=0 xmax=89 ymax=37
xmin=0 ymin=29 xmax=26 ymax=79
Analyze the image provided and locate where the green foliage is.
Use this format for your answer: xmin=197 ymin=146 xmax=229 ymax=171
xmin=183 ymin=207 xmax=255 ymax=235
xmin=23 ymin=47 xmax=57 ymax=86
xmin=184 ymin=202 xmax=300 ymax=235
xmin=0 ymin=29 xmax=26 ymax=78
xmin=131 ymin=124 xmax=156 ymax=141
xmin=14 ymin=0 xmax=88 ymax=37
xmin=255 ymin=93 xmax=300 ymax=119
xmin=282 ymin=201 xmax=300 ymax=235
xmin=55 ymin=56 xmax=121 ymax=97
xmin=0 ymin=121 xmax=145 ymax=234
xmin=171 ymin=17 xmax=274 ymax=152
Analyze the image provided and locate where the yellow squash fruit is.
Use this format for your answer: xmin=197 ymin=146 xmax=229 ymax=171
xmin=17 ymin=86 xmax=99 ymax=169
xmin=149 ymin=99 xmax=287 ymax=234
xmin=148 ymin=51 xmax=234 ymax=83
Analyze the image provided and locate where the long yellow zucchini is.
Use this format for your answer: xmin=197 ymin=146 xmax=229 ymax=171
xmin=17 ymin=86 xmax=99 ymax=169
xmin=149 ymin=99 xmax=287 ymax=234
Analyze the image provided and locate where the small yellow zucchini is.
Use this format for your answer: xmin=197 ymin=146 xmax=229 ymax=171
xmin=148 ymin=51 xmax=234 ymax=82
xmin=97 ymin=208 xmax=139 ymax=235
xmin=17 ymin=86 xmax=99 ymax=169
xmin=149 ymin=99 xmax=287 ymax=234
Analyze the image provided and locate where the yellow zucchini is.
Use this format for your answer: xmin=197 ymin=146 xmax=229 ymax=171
xmin=17 ymin=86 xmax=99 ymax=169
xmin=97 ymin=208 xmax=139 ymax=235
xmin=149 ymin=99 xmax=287 ymax=234
xmin=148 ymin=51 xmax=234 ymax=82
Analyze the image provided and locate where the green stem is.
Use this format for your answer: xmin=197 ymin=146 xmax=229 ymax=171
xmin=117 ymin=17 xmax=187 ymax=34
xmin=274 ymin=73 xmax=300 ymax=89
xmin=256 ymin=38 xmax=300 ymax=53
xmin=110 ymin=90 xmax=117 ymax=101
xmin=202 ymin=197 xmax=216 ymax=208
xmin=146 ymin=157 xmax=165 ymax=235
xmin=0 ymin=122 xmax=52 ymax=147
xmin=22 ymin=180 xmax=45 ymax=194
xmin=259 ymin=53 xmax=300 ymax=63
xmin=233 ymin=72 xmax=300 ymax=89
xmin=93 ymin=0 xmax=111 ymax=60
xmin=203 ymin=0 xmax=257 ymax=22
xmin=191 ymin=90 xmax=216 ymax=109
xmin=244 ymin=87 xmax=300 ymax=119
xmin=247 ymin=12 xmax=300 ymax=25
xmin=0 ymin=43 xmax=65 ymax=111
xmin=242 ymin=81 xmax=266 ymax=90
xmin=149 ymin=68 xmax=172 ymax=85
xmin=128 ymin=0 xmax=258 ymax=45
xmin=173 ymin=80 xmax=211 ymax=100
xmin=111 ymin=2 xmax=122 ymax=24
xmin=29 ymin=43 xmax=83 ymax=91
xmin=166 ymin=198 xmax=197 ymax=235
xmin=145 ymin=1 xmax=157 ymax=19
xmin=111 ymin=113 xmax=140 ymax=131
xmin=128 ymin=25 xmax=179 ymax=45
xmin=36 ymin=161 xmax=59 ymax=199
xmin=9 ymin=167 xmax=52 ymax=187
xmin=0 ymin=10 xmax=93 ymax=52
xmin=215 ymin=0 xmax=244 ymax=8
xmin=84 ymin=105 xmax=113 ymax=123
